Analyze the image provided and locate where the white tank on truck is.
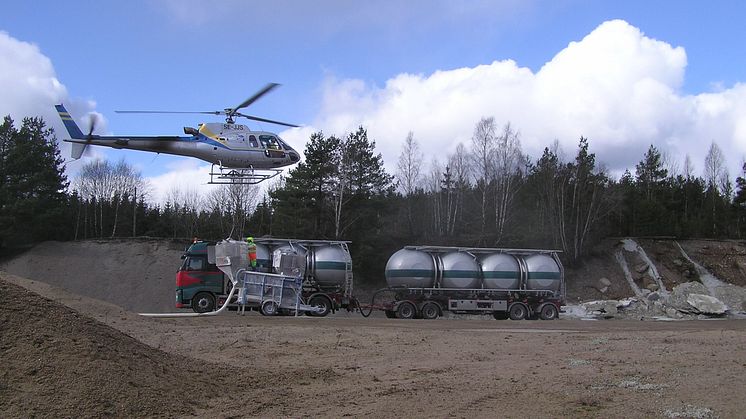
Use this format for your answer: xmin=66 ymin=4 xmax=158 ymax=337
xmin=524 ymin=253 xmax=562 ymax=292
xmin=309 ymin=244 xmax=353 ymax=290
xmin=480 ymin=253 xmax=521 ymax=290
xmin=439 ymin=251 xmax=481 ymax=289
xmin=370 ymin=245 xmax=564 ymax=321
xmin=385 ymin=248 xmax=435 ymax=288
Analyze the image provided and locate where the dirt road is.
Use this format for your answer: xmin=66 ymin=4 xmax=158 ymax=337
xmin=2 ymin=272 xmax=744 ymax=418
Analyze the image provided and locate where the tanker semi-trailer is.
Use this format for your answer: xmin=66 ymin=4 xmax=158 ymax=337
xmin=176 ymin=238 xmax=355 ymax=315
xmin=366 ymin=245 xmax=564 ymax=320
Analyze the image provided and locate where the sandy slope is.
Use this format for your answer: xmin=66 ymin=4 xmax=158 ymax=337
xmin=2 ymin=270 xmax=746 ymax=418
xmin=0 ymin=239 xmax=186 ymax=313
xmin=2 ymin=238 xmax=746 ymax=416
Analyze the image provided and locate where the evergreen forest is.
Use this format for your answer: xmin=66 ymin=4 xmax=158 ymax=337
xmin=2 ymin=114 xmax=745 ymax=284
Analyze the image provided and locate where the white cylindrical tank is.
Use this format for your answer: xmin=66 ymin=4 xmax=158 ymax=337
xmin=524 ymin=254 xmax=561 ymax=292
xmin=385 ymin=249 xmax=435 ymax=288
xmin=439 ymin=251 xmax=481 ymax=289
xmin=310 ymin=244 xmax=351 ymax=289
xmin=480 ymin=253 xmax=520 ymax=290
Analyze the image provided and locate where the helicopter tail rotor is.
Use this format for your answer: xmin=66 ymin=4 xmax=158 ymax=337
xmin=71 ymin=113 xmax=99 ymax=159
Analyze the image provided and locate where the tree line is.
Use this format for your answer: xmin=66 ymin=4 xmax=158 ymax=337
xmin=1 ymin=113 xmax=745 ymax=284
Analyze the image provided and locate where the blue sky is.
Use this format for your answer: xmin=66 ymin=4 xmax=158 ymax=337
xmin=1 ymin=0 xmax=745 ymax=203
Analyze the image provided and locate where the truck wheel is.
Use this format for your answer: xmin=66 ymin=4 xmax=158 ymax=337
xmin=493 ymin=311 xmax=509 ymax=320
xmin=420 ymin=302 xmax=439 ymax=320
xmin=396 ymin=302 xmax=416 ymax=319
xmin=508 ymin=303 xmax=528 ymax=320
xmin=384 ymin=310 xmax=397 ymax=318
xmin=308 ymin=295 xmax=332 ymax=317
xmin=261 ymin=300 xmax=278 ymax=316
xmin=192 ymin=292 xmax=216 ymax=313
xmin=539 ymin=303 xmax=558 ymax=320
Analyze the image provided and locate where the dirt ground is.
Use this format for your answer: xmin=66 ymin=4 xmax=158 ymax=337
xmin=2 ymin=238 xmax=746 ymax=417
xmin=2 ymin=271 xmax=746 ymax=418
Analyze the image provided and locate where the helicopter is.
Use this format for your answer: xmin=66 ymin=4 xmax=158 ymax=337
xmin=55 ymin=83 xmax=301 ymax=184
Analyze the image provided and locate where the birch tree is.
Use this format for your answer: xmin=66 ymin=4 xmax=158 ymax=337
xmin=396 ymin=132 xmax=423 ymax=236
xmin=492 ymin=123 xmax=523 ymax=243
xmin=470 ymin=117 xmax=496 ymax=238
xmin=426 ymin=158 xmax=443 ymax=237
xmin=704 ymin=141 xmax=726 ymax=235
xmin=447 ymin=143 xmax=471 ymax=235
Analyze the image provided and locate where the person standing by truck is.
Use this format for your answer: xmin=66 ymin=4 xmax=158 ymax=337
xmin=246 ymin=237 xmax=257 ymax=270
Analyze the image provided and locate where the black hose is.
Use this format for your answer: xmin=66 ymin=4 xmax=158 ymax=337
xmin=357 ymin=288 xmax=390 ymax=318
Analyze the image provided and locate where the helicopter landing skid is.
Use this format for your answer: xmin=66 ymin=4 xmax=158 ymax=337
xmin=208 ymin=164 xmax=282 ymax=185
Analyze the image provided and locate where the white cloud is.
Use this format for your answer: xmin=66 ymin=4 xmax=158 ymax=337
xmin=0 ymin=31 xmax=66 ymax=121
xmin=145 ymin=160 xmax=214 ymax=206
xmin=0 ymin=31 xmax=106 ymax=176
xmin=312 ymin=19 xmax=746 ymax=180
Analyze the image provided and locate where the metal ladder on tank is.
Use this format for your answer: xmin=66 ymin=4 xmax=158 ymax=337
xmin=341 ymin=242 xmax=353 ymax=299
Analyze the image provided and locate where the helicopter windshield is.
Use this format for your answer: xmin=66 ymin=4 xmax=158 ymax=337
xmin=276 ymin=137 xmax=291 ymax=150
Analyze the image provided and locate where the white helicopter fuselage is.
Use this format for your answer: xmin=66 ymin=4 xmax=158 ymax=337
xmin=57 ymin=105 xmax=301 ymax=170
xmin=85 ymin=123 xmax=300 ymax=169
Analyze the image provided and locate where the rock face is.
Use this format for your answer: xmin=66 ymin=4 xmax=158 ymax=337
xmin=686 ymin=294 xmax=728 ymax=315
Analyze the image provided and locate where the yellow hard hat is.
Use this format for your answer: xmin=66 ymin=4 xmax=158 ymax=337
xmin=246 ymin=237 xmax=254 ymax=242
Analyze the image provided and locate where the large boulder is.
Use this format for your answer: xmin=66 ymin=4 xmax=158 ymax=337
xmin=665 ymin=282 xmax=709 ymax=313
xmin=686 ymin=294 xmax=728 ymax=315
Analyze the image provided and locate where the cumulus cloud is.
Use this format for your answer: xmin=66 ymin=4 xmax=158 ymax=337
xmin=0 ymin=31 xmax=105 ymax=174
xmin=145 ymin=160 xmax=214 ymax=206
xmin=310 ymin=20 xmax=746 ymax=179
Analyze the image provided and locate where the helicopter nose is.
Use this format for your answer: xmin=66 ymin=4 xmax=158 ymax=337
xmin=289 ymin=150 xmax=300 ymax=162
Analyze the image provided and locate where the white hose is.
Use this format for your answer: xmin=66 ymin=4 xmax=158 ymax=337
xmin=138 ymin=284 xmax=238 ymax=317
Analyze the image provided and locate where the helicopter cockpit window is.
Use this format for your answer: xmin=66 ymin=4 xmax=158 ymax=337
xmin=249 ymin=135 xmax=258 ymax=148
xmin=258 ymin=135 xmax=282 ymax=150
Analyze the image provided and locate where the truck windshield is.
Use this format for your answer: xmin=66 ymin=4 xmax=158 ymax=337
xmin=180 ymin=256 xmax=205 ymax=271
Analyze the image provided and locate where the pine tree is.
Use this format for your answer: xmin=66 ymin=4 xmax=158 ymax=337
xmin=0 ymin=116 xmax=69 ymax=246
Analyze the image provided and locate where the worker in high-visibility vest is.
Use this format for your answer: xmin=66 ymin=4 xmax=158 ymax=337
xmin=246 ymin=237 xmax=257 ymax=270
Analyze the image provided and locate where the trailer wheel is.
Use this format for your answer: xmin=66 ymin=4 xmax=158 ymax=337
xmin=420 ymin=302 xmax=439 ymax=320
xmin=308 ymin=295 xmax=332 ymax=317
xmin=192 ymin=292 xmax=216 ymax=313
xmin=492 ymin=311 xmax=509 ymax=320
xmin=261 ymin=300 xmax=279 ymax=316
xmin=396 ymin=302 xmax=417 ymax=319
xmin=539 ymin=303 xmax=558 ymax=320
xmin=508 ymin=303 xmax=528 ymax=320
xmin=384 ymin=310 xmax=396 ymax=318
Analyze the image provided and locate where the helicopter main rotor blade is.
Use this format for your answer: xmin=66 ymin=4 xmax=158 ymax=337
xmin=234 ymin=112 xmax=299 ymax=128
xmin=230 ymin=83 xmax=281 ymax=114
xmin=115 ymin=110 xmax=224 ymax=115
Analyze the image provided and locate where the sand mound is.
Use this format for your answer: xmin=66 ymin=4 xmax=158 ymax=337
xmin=0 ymin=279 xmax=236 ymax=417
xmin=0 ymin=239 xmax=189 ymax=313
